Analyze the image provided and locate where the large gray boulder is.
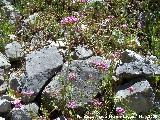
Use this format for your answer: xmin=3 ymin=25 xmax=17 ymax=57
xmin=5 ymin=41 xmax=24 ymax=61
xmin=115 ymin=80 xmax=155 ymax=114
xmin=0 ymin=52 xmax=11 ymax=69
xmin=21 ymin=46 xmax=63 ymax=102
xmin=42 ymin=56 xmax=109 ymax=109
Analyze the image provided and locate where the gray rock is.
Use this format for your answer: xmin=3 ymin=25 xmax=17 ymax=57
xmin=0 ymin=68 xmax=4 ymax=85
xmin=5 ymin=41 xmax=24 ymax=61
xmin=54 ymin=116 xmax=67 ymax=120
xmin=0 ymin=99 xmax=11 ymax=113
xmin=115 ymin=80 xmax=155 ymax=114
xmin=42 ymin=56 xmax=109 ymax=108
xmin=0 ymin=52 xmax=11 ymax=69
xmin=11 ymin=103 xmax=39 ymax=120
xmin=146 ymin=55 xmax=158 ymax=64
xmin=21 ymin=46 xmax=63 ymax=102
xmin=0 ymin=94 xmax=14 ymax=101
xmin=11 ymin=108 xmax=31 ymax=120
xmin=121 ymin=49 xmax=145 ymax=63
xmin=73 ymin=45 xmax=93 ymax=60
xmin=23 ymin=103 xmax=39 ymax=118
xmin=0 ymin=82 xmax=8 ymax=94
xmin=9 ymin=72 xmax=22 ymax=91
xmin=49 ymin=38 xmax=66 ymax=48
xmin=115 ymin=61 xmax=160 ymax=79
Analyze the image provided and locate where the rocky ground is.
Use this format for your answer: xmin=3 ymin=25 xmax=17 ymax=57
xmin=0 ymin=0 xmax=160 ymax=120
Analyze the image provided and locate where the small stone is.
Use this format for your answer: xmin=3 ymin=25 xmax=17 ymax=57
xmin=5 ymin=41 xmax=24 ymax=61
xmin=73 ymin=45 xmax=93 ymax=60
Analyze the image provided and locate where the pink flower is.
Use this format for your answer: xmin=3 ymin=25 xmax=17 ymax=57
xmin=91 ymin=61 xmax=108 ymax=71
xmin=68 ymin=72 xmax=76 ymax=81
xmin=11 ymin=99 xmax=22 ymax=109
xmin=116 ymin=107 xmax=125 ymax=115
xmin=127 ymin=86 xmax=134 ymax=93
xmin=110 ymin=50 xmax=122 ymax=60
xmin=66 ymin=100 xmax=77 ymax=109
xmin=91 ymin=99 xmax=102 ymax=107
xmin=121 ymin=24 xmax=128 ymax=29
xmin=105 ymin=15 xmax=114 ymax=22
xmin=22 ymin=89 xmax=34 ymax=97
xmin=60 ymin=16 xmax=78 ymax=25
xmin=137 ymin=21 xmax=143 ymax=28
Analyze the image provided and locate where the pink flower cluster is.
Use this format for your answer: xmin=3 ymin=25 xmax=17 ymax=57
xmin=127 ymin=86 xmax=134 ymax=93
xmin=66 ymin=100 xmax=77 ymax=109
xmin=60 ymin=16 xmax=78 ymax=25
xmin=68 ymin=72 xmax=76 ymax=81
xmin=91 ymin=61 xmax=108 ymax=71
xmin=91 ymin=99 xmax=103 ymax=107
xmin=22 ymin=89 xmax=34 ymax=97
xmin=110 ymin=50 xmax=122 ymax=60
xmin=121 ymin=24 xmax=128 ymax=29
xmin=116 ymin=107 xmax=125 ymax=116
xmin=11 ymin=99 xmax=22 ymax=110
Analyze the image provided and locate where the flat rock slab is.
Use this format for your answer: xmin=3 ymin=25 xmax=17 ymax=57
xmin=21 ymin=46 xmax=63 ymax=102
xmin=115 ymin=80 xmax=155 ymax=114
xmin=116 ymin=61 xmax=160 ymax=79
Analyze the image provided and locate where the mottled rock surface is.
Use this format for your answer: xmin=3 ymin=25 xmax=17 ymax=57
xmin=42 ymin=56 xmax=109 ymax=109
xmin=115 ymin=80 xmax=155 ymax=114
xmin=73 ymin=45 xmax=93 ymax=60
xmin=0 ymin=52 xmax=11 ymax=69
xmin=21 ymin=46 xmax=63 ymax=102
xmin=0 ymin=99 xmax=11 ymax=113
xmin=5 ymin=41 xmax=24 ymax=61
xmin=116 ymin=62 xmax=160 ymax=79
